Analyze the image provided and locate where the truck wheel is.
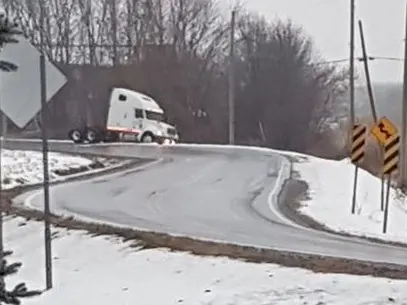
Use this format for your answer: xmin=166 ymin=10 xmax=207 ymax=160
xmin=68 ymin=129 xmax=83 ymax=144
xmin=141 ymin=132 xmax=154 ymax=143
xmin=85 ymin=128 xmax=99 ymax=143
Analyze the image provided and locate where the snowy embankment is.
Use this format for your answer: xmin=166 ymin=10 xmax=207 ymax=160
xmin=1 ymin=149 xmax=126 ymax=189
xmin=3 ymin=218 xmax=404 ymax=305
xmin=288 ymin=152 xmax=407 ymax=244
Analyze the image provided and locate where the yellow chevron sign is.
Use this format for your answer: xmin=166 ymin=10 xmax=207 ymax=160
xmin=371 ymin=116 xmax=398 ymax=146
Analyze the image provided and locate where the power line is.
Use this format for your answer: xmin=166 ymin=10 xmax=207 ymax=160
xmin=324 ymin=56 xmax=404 ymax=64
xmin=31 ymin=43 xmax=134 ymax=48
xmin=32 ymin=42 xmax=403 ymax=63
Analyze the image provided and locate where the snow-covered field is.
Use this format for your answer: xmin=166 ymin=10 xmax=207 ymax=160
xmin=1 ymin=149 xmax=121 ymax=189
xmin=1 ymin=217 xmax=403 ymax=305
xmin=290 ymin=153 xmax=407 ymax=244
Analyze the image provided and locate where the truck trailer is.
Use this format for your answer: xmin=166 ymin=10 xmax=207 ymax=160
xmin=68 ymin=87 xmax=179 ymax=144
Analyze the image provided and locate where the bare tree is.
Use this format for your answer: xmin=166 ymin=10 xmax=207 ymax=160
xmin=4 ymin=0 xmax=80 ymax=62
xmin=165 ymin=0 xmax=229 ymax=141
xmin=117 ymin=0 xmax=229 ymax=142
xmin=1 ymin=0 xmax=348 ymax=148
xmin=0 ymin=13 xmax=22 ymax=71
xmin=234 ymin=13 xmax=348 ymax=151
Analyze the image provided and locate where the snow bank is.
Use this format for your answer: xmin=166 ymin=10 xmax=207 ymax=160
xmin=289 ymin=153 xmax=407 ymax=243
xmin=0 ymin=217 xmax=402 ymax=305
xmin=1 ymin=149 xmax=120 ymax=190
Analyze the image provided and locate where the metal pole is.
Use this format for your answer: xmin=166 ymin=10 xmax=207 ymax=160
xmin=2 ymin=114 xmax=7 ymax=139
xmin=39 ymin=1 xmax=53 ymax=290
xmin=228 ymin=10 xmax=236 ymax=145
xmin=383 ymin=174 xmax=391 ymax=233
xmin=349 ymin=0 xmax=356 ymax=131
xmin=399 ymin=2 xmax=407 ymax=187
xmin=350 ymin=0 xmax=358 ymax=213
xmin=358 ymin=20 xmax=377 ymax=122
xmin=0 ymin=114 xmax=7 ymax=249
xmin=381 ymin=175 xmax=385 ymax=211
xmin=358 ymin=20 xmax=384 ymax=211
xmin=0 ymin=113 xmax=5 ymax=287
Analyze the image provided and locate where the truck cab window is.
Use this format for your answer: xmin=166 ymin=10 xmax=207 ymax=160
xmin=134 ymin=108 xmax=144 ymax=118
xmin=145 ymin=110 xmax=163 ymax=122
xmin=118 ymin=94 xmax=127 ymax=101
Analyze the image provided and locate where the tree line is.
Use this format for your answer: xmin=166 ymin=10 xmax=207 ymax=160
xmin=1 ymin=0 xmax=349 ymax=153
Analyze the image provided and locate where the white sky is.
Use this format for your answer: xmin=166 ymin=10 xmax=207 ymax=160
xmin=225 ymin=0 xmax=406 ymax=83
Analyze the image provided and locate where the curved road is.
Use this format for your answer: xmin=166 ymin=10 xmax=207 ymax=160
xmin=5 ymin=139 xmax=407 ymax=265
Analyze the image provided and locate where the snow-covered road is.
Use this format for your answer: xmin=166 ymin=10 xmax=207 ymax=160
xmin=2 ymin=140 xmax=407 ymax=304
xmin=5 ymin=139 xmax=407 ymax=267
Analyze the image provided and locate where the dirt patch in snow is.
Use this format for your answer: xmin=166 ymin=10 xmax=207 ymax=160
xmin=276 ymin=155 xmax=330 ymax=230
xmin=279 ymin=165 xmax=407 ymax=250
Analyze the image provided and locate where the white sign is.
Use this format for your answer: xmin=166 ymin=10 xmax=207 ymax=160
xmin=0 ymin=36 xmax=67 ymax=128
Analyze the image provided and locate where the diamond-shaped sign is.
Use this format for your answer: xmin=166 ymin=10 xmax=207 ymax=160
xmin=0 ymin=36 xmax=67 ymax=128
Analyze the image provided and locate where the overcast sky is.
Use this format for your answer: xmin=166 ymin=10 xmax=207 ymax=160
xmin=227 ymin=0 xmax=406 ymax=83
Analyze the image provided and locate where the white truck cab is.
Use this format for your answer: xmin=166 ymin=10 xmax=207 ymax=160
xmin=68 ymin=87 xmax=179 ymax=144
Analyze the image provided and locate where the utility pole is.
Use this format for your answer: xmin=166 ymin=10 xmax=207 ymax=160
xmin=350 ymin=0 xmax=359 ymax=213
xmin=0 ymin=115 xmax=7 ymax=252
xmin=0 ymin=115 xmax=5 ymax=288
xmin=399 ymin=2 xmax=407 ymax=187
xmin=349 ymin=0 xmax=356 ymax=126
xmin=228 ymin=10 xmax=236 ymax=145
xmin=358 ymin=20 xmax=384 ymax=210
xmin=358 ymin=20 xmax=377 ymax=122
xmin=39 ymin=0 xmax=53 ymax=290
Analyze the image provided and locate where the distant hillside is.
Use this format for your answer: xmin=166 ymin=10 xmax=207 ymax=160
xmin=336 ymin=82 xmax=403 ymax=127
xmin=355 ymin=82 xmax=402 ymax=125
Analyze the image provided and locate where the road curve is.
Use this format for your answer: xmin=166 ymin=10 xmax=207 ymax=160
xmin=5 ymin=139 xmax=407 ymax=266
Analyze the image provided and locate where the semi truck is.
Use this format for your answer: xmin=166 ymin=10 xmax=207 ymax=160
xmin=68 ymin=87 xmax=179 ymax=144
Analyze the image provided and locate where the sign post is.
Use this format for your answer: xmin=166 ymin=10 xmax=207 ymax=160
xmin=0 ymin=34 xmax=67 ymax=290
xmin=370 ymin=116 xmax=399 ymax=234
xmin=350 ymin=124 xmax=368 ymax=214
